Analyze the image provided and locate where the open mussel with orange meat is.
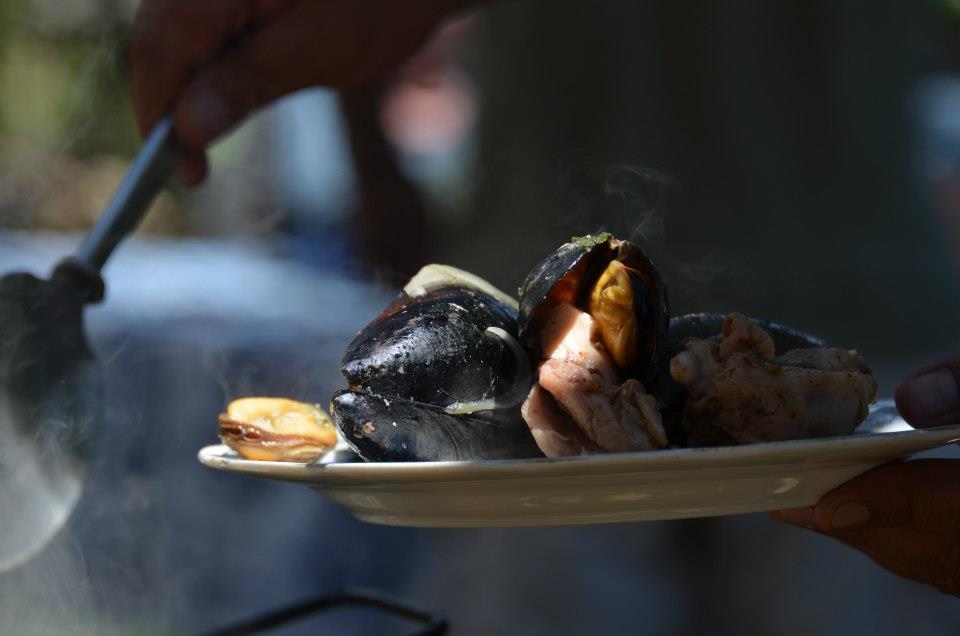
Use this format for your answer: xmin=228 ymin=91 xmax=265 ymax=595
xmin=329 ymin=265 xmax=542 ymax=461
xmin=516 ymin=233 xmax=672 ymax=456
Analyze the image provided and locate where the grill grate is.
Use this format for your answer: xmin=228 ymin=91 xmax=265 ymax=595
xmin=199 ymin=587 xmax=448 ymax=636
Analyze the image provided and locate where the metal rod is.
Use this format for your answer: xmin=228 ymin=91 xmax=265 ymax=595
xmin=197 ymin=587 xmax=448 ymax=636
xmin=72 ymin=116 xmax=176 ymax=272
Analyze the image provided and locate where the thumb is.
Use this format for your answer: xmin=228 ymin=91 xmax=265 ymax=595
xmin=895 ymin=354 xmax=960 ymax=429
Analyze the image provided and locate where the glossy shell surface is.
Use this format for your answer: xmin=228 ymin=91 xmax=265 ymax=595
xmin=341 ymin=287 xmax=521 ymax=408
xmin=330 ymin=390 xmax=541 ymax=461
xmin=334 ymin=284 xmax=540 ymax=462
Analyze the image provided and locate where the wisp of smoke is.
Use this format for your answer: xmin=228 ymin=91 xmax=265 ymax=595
xmin=553 ymin=156 xmax=676 ymax=248
xmin=600 ymin=164 xmax=674 ymax=246
xmin=678 ymin=252 xmax=729 ymax=284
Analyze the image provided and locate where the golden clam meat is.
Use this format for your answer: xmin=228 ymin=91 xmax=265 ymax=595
xmin=218 ymin=397 xmax=338 ymax=462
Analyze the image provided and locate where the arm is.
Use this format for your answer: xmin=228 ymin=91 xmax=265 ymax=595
xmin=130 ymin=0 xmax=480 ymax=184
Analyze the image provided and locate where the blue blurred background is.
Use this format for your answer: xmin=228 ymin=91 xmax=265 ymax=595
xmin=1 ymin=0 xmax=960 ymax=633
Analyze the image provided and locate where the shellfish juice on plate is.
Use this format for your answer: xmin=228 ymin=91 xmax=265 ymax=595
xmin=217 ymin=233 xmax=880 ymax=464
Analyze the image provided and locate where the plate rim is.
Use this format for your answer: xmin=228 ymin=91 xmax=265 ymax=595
xmin=197 ymin=423 xmax=960 ymax=484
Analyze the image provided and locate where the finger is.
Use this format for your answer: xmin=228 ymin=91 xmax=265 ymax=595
xmin=130 ymin=0 xmax=292 ymax=136
xmin=769 ymin=507 xmax=816 ymax=529
xmin=772 ymin=460 xmax=960 ymax=534
xmin=173 ymin=1 xmax=445 ymax=150
xmin=173 ymin=151 xmax=209 ymax=186
xmin=895 ymin=353 xmax=960 ymax=429
xmin=830 ymin=525 xmax=960 ymax=596
xmin=812 ymin=460 xmax=960 ymax=535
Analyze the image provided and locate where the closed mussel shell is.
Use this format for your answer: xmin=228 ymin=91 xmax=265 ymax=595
xmin=334 ymin=268 xmax=542 ymax=462
xmin=340 ymin=287 xmax=523 ymax=408
xmin=330 ymin=390 xmax=542 ymax=461
xmin=665 ymin=313 xmax=826 ymax=355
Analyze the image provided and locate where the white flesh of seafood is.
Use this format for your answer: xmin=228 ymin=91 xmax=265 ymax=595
xmin=522 ymin=302 xmax=667 ymax=456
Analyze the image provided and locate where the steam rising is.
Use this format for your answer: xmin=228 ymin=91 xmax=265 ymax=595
xmin=0 ymin=392 xmax=83 ymax=572
xmin=600 ymin=164 xmax=672 ymax=246
xmin=678 ymin=253 xmax=729 ymax=284
xmin=554 ymin=160 xmax=675 ymax=249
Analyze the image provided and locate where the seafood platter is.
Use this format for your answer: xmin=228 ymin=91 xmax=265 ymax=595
xmin=199 ymin=234 xmax=960 ymax=527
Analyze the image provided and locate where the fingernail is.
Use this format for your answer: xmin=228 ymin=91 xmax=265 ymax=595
xmin=829 ymin=502 xmax=870 ymax=529
xmin=772 ymin=507 xmax=816 ymax=529
xmin=185 ymin=89 xmax=233 ymax=140
xmin=901 ymin=370 xmax=960 ymax=418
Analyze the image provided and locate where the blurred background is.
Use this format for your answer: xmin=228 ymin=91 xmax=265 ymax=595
xmin=2 ymin=0 xmax=960 ymax=633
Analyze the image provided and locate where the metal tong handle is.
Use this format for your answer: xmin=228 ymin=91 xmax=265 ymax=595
xmin=72 ymin=116 xmax=177 ymax=272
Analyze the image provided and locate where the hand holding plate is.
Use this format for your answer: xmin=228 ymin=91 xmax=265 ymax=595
xmin=773 ymin=357 xmax=960 ymax=596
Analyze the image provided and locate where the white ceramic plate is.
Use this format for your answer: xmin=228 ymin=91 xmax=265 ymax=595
xmin=197 ymin=402 xmax=960 ymax=528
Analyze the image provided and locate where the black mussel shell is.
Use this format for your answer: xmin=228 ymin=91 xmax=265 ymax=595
xmin=517 ymin=233 xmax=669 ymax=383
xmin=330 ymin=390 xmax=543 ymax=461
xmin=341 ymin=287 xmax=525 ymax=409
xmin=665 ymin=313 xmax=826 ymax=354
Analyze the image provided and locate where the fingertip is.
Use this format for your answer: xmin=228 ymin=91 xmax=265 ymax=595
xmin=812 ymin=483 xmax=862 ymax=529
xmin=770 ymin=506 xmax=817 ymax=529
xmin=130 ymin=91 xmax=159 ymax=140
xmin=895 ymin=367 xmax=960 ymax=429
xmin=822 ymin=501 xmax=871 ymax=530
xmin=174 ymin=84 xmax=237 ymax=151
xmin=894 ymin=381 xmax=918 ymax=426
xmin=174 ymin=154 xmax=209 ymax=186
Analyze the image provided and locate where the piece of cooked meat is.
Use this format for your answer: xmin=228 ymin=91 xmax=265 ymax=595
xmin=540 ymin=300 xmax=618 ymax=381
xmin=521 ymin=384 xmax=600 ymax=456
xmin=521 ymin=302 xmax=667 ymax=456
xmin=718 ymin=311 xmax=775 ymax=360
xmin=670 ymin=313 xmax=878 ymax=444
